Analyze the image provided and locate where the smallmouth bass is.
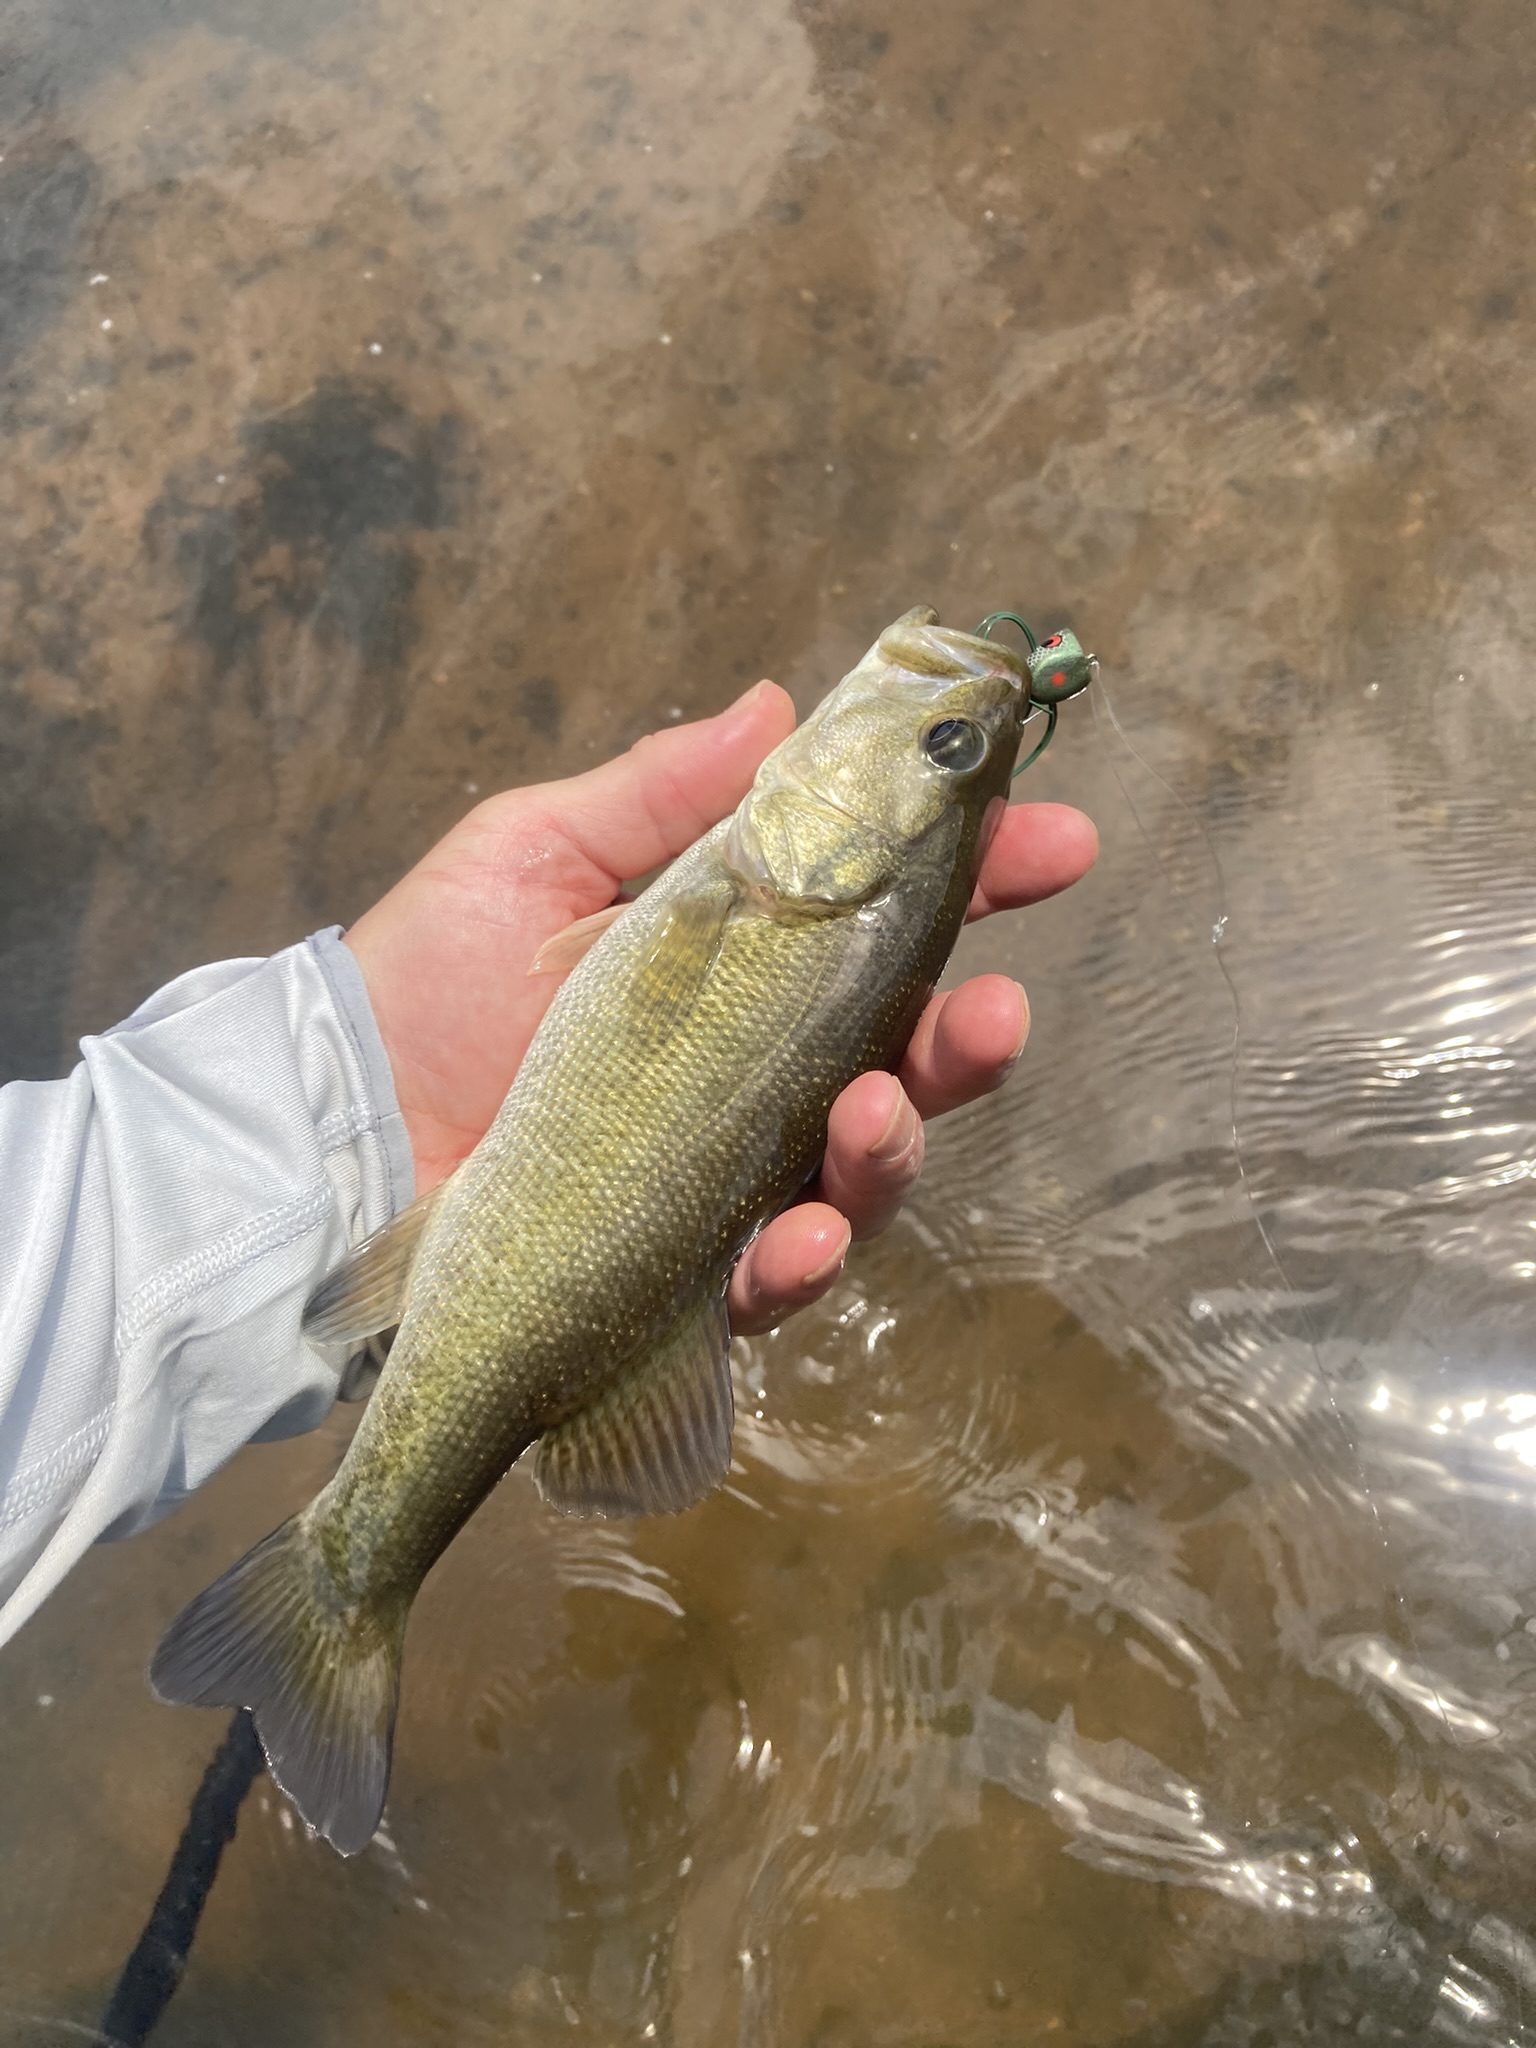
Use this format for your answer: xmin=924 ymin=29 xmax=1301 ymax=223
xmin=151 ymin=607 xmax=1038 ymax=1852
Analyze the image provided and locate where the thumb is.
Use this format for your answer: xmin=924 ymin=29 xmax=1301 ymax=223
xmin=508 ymin=680 xmax=796 ymax=885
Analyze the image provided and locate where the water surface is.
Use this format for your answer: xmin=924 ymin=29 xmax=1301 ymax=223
xmin=5 ymin=0 xmax=1536 ymax=2039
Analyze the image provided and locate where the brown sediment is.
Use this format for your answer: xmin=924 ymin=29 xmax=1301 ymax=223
xmin=6 ymin=0 xmax=1536 ymax=2037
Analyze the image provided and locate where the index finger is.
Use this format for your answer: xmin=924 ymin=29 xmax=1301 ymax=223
xmin=967 ymin=802 xmax=1098 ymax=920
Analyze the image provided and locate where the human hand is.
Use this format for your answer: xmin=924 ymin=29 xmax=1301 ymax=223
xmin=343 ymin=681 xmax=1097 ymax=1334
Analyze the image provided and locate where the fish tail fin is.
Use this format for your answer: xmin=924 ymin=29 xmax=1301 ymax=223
xmin=149 ymin=1514 xmax=407 ymax=1857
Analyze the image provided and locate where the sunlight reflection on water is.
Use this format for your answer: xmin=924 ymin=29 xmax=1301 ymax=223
xmin=6 ymin=0 xmax=1536 ymax=2038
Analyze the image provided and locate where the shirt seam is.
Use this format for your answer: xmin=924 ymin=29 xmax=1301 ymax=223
xmin=113 ymin=1181 xmax=335 ymax=1355
xmin=317 ymin=1101 xmax=375 ymax=1152
xmin=0 ymin=1403 xmax=114 ymax=1536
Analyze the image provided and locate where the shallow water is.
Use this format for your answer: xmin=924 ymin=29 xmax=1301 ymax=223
xmin=6 ymin=0 xmax=1536 ymax=2039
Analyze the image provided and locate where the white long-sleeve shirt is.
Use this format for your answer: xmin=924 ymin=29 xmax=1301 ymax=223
xmin=0 ymin=928 xmax=413 ymax=1646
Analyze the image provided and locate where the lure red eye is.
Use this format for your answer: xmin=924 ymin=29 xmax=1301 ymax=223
xmin=1044 ymin=633 xmax=1064 ymax=649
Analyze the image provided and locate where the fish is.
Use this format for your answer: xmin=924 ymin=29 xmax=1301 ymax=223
xmin=149 ymin=606 xmax=1036 ymax=1854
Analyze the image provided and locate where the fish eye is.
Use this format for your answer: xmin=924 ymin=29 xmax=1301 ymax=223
xmin=922 ymin=717 xmax=988 ymax=773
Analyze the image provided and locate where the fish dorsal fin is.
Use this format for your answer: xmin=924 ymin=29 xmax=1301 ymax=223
xmin=528 ymin=901 xmax=631 ymax=976
xmin=634 ymin=885 xmax=733 ymax=1043
xmin=533 ymin=1293 xmax=734 ymax=1518
xmin=302 ymin=1175 xmax=453 ymax=1346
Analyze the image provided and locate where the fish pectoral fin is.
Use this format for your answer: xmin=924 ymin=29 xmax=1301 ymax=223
xmin=533 ymin=1292 xmax=734 ymax=1518
xmin=302 ymin=1174 xmax=454 ymax=1347
xmin=528 ymin=901 xmax=631 ymax=976
xmin=634 ymin=884 xmax=734 ymax=1043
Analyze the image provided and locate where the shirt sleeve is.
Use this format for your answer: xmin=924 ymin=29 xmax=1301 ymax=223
xmin=0 ymin=927 xmax=415 ymax=1648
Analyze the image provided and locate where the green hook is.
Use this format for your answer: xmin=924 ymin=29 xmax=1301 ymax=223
xmin=975 ymin=614 xmax=1095 ymax=777
xmin=975 ymin=610 xmax=1039 ymax=653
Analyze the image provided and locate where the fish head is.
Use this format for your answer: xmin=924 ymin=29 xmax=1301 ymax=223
xmin=726 ymin=606 xmax=1029 ymax=909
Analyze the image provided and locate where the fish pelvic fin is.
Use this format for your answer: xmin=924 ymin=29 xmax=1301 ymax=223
xmin=149 ymin=1516 xmax=408 ymax=1858
xmin=533 ymin=1291 xmax=734 ymax=1518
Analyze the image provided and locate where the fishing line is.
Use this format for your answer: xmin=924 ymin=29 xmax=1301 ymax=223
xmin=1089 ymin=668 xmax=1451 ymax=1741
xmin=0 ymin=2014 xmax=117 ymax=2044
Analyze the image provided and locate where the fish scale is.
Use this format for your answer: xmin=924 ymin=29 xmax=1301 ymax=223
xmin=149 ymin=606 xmax=1032 ymax=1853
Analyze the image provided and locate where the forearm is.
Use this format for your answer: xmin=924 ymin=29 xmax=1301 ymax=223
xmin=0 ymin=928 xmax=413 ymax=1647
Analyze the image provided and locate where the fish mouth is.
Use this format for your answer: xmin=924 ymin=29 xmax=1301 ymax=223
xmin=952 ymin=634 xmax=1029 ymax=685
xmin=878 ymin=614 xmax=1028 ymax=687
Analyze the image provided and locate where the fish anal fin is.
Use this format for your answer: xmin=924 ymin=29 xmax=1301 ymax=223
xmin=528 ymin=901 xmax=630 ymax=976
xmin=533 ymin=1293 xmax=734 ymax=1518
xmin=303 ymin=1175 xmax=452 ymax=1348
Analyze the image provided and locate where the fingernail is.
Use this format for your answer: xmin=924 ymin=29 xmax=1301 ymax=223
xmin=728 ymin=679 xmax=772 ymax=715
xmin=802 ymin=1223 xmax=851 ymax=1289
xmin=868 ymin=1081 xmax=916 ymax=1162
xmin=1001 ymin=981 xmax=1031 ymax=1071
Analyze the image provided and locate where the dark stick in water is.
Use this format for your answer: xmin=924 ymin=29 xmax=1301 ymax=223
xmin=100 ymin=1709 xmax=265 ymax=2047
